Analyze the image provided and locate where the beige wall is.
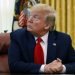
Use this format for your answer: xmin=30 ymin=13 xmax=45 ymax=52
xmin=40 ymin=0 xmax=75 ymax=48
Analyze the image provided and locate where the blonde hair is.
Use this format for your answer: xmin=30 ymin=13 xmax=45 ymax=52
xmin=31 ymin=3 xmax=56 ymax=18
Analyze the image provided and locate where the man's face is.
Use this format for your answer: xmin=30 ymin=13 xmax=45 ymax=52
xmin=27 ymin=10 xmax=46 ymax=36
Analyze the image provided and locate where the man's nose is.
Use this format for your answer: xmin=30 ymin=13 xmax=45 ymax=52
xmin=28 ymin=16 xmax=33 ymax=23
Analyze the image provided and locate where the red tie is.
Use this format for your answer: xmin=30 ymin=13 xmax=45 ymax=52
xmin=34 ymin=37 xmax=44 ymax=64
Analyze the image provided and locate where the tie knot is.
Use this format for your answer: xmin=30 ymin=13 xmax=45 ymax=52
xmin=37 ymin=37 xmax=42 ymax=43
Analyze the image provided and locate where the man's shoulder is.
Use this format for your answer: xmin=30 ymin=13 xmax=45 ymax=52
xmin=11 ymin=28 xmax=26 ymax=34
xmin=10 ymin=28 xmax=29 ymax=39
xmin=53 ymin=30 xmax=71 ymax=40
xmin=57 ymin=31 xmax=70 ymax=37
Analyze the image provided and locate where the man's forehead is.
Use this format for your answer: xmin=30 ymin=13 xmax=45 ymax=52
xmin=30 ymin=10 xmax=44 ymax=16
xmin=31 ymin=9 xmax=46 ymax=15
xmin=31 ymin=9 xmax=42 ymax=12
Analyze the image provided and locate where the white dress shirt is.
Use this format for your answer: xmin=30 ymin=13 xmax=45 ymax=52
xmin=34 ymin=32 xmax=66 ymax=73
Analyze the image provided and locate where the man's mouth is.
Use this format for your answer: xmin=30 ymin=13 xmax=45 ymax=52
xmin=27 ymin=25 xmax=32 ymax=29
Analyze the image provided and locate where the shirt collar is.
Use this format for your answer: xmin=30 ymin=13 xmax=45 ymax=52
xmin=35 ymin=32 xmax=49 ymax=43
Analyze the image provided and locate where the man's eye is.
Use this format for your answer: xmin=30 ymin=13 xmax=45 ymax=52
xmin=34 ymin=16 xmax=39 ymax=19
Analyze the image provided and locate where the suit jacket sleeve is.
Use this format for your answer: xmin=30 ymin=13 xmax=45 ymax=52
xmin=8 ymin=30 xmax=41 ymax=73
xmin=64 ymin=35 xmax=75 ymax=74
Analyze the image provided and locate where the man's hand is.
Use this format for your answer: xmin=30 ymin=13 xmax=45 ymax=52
xmin=18 ymin=11 xmax=27 ymax=28
xmin=44 ymin=58 xmax=63 ymax=73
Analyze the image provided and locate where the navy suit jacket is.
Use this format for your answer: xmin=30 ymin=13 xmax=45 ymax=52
xmin=8 ymin=28 xmax=75 ymax=73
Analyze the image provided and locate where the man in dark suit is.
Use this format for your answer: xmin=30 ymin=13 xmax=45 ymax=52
xmin=8 ymin=3 xmax=75 ymax=74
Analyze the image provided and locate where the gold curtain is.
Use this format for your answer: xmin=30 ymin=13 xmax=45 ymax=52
xmin=40 ymin=0 xmax=75 ymax=48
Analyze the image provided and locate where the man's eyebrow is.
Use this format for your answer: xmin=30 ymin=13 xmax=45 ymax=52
xmin=34 ymin=15 xmax=39 ymax=17
xmin=30 ymin=14 xmax=40 ymax=17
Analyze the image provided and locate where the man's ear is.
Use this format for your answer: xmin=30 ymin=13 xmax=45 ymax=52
xmin=44 ymin=24 xmax=50 ymax=30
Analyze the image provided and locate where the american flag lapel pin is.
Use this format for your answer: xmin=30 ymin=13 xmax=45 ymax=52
xmin=53 ymin=43 xmax=56 ymax=46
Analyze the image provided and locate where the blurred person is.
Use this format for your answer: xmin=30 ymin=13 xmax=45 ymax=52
xmin=8 ymin=3 xmax=75 ymax=74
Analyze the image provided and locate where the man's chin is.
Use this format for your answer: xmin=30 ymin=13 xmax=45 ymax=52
xmin=27 ymin=27 xmax=32 ymax=32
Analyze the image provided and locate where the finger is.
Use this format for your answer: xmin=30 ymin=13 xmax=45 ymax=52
xmin=57 ymin=58 xmax=62 ymax=62
xmin=49 ymin=65 xmax=62 ymax=74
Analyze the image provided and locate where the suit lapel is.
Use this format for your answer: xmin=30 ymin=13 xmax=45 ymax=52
xmin=27 ymin=32 xmax=36 ymax=62
xmin=46 ymin=31 xmax=57 ymax=64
